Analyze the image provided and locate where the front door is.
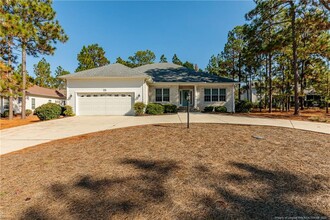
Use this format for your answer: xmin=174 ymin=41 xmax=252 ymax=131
xmin=180 ymin=90 xmax=193 ymax=107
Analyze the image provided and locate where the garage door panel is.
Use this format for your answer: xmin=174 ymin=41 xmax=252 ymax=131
xmin=78 ymin=93 xmax=133 ymax=116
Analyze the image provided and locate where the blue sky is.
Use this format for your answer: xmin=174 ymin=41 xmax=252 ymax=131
xmin=25 ymin=0 xmax=255 ymax=77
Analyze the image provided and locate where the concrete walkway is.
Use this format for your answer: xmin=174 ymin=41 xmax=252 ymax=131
xmin=1 ymin=113 xmax=329 ymax=155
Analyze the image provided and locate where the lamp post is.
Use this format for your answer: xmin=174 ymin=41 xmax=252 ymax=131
xmin=186 ymin=93 xmax=190 ymax=129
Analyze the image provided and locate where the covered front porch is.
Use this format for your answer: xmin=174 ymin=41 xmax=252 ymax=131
xmin=178 ymin=85 xmax=198 ymax=108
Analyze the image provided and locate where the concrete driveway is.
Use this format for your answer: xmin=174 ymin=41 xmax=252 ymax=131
xmin=1 ymin=113 xmax=329 ymax=155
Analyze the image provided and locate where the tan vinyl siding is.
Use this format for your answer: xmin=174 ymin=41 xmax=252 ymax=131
xmin=148 ymin=85 xmax=179 ymax=106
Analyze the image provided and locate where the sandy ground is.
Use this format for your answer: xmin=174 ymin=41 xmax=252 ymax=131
xmin=1 ymin=124 xmax=329 ymax=219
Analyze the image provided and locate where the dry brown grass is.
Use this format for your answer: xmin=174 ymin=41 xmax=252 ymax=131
xmin=1 ymin=124 xmax=329 ymax=219
xmin=0 ymin=115 xmax=40 ymax=130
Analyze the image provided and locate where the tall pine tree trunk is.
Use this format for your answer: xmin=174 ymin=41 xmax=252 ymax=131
xmin=300 ymin=61 xmax=305 ymax=110
xmin=268 ymin=53 xmax=272 ymax=113
xmin=238 ymin=53 xmax=242 ymax=101
xmin=327 ymin=69 xmax=329 ymax=114
xmin=291 ymin=2 xmax=299 ymax=115
xmin=8 ymin=43 xmax=13 ymax=120
xmin=265 ymin=56 xmax=268 ymax=109
xmin=21 ymin=44 xmax=27 ymax=119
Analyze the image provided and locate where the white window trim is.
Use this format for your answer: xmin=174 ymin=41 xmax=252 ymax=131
xmin=204 ymin=88 xmax=226 ymax=102
xmin=155 ymin=88 xmax=170 ymax=102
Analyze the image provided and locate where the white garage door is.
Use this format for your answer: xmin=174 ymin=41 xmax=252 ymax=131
xmin=78 ymin=93 xmax=134 ymax=115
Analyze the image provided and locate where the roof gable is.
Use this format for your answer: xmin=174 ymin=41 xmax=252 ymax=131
xmin=60 ymin=63 xmax=147 ymax=79
xmin=26 ymin=85 xmax=65 ymax=99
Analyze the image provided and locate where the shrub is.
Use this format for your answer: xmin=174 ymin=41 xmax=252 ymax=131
xmin=163 ymin=104 xmax=178 ymax=113
xmin=25 ymin=109 xmax=33 ymax=116
xmin=134 ymin=102 xmax=146 ymax=116
xmin=146 ymin=103 xmax=164 ymax=115
xmin=1 ymin=110 xmax=16 ymax=118
xmin=2 ymin=110 xmax=9 ymax=118
xmin=214 ymin=106 xmax=227 ymax=113
xmin=204 ymin=106 xmax=214 ymax=112
xmin=34 ymin=103 xmax=62 ymax=121
xmin=63 ymin=105 xmax=75 ymax=117
xmin=235 ymin=100 xmax=253 ymax=113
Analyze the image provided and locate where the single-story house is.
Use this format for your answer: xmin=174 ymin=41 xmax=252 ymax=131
xmin=61 ymin=63 xmax=238 ymax=116
xmin=0 ymin=85 xmax=66 ymax=114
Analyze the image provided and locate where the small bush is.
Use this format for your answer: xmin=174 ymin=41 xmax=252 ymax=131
xmin=134 ymin=102 xmax=146 ymax=116
xmin=214 ymin=106 xmax=227 ymax=113
xmin=163 ymin=104 xmax=178 ymax=113
xmin=146 ymin=103 xmax=164 ymax=115
xmin=34 ymin=103 xmax=62 ymax=121
xmin=235 ymin=100 xmax=253 ymax=113
xmin=1 ymin=110 xmax=16 ymax=118
xmin=63 ymin=105 xmax=75 ymax=117
xmin=25 ymin=109 xmax=33 ymax=116
xmin=204 ymin=106 xmax=214 ymax=112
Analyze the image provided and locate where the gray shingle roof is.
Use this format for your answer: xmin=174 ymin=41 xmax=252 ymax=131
xmin=59 ymin=63 xmax=147 ymax=79
xmin=134 ymin=63 xmax=237 ymax=83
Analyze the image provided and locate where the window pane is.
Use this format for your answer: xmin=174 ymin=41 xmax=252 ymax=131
xmin=163 ymin=89 xmax=170 ymax=102
xmin=156 ymin=89 xmax=162 ymax=102
xmin=219 ymin=89 xmax=226 ymax=101
xmin=204 ymin=89 xmax=211 ymax=102
xmin=212 ymin=89 xmax=219 ymax=101
xmin=32 ymin=98 xmax=35 ymax=109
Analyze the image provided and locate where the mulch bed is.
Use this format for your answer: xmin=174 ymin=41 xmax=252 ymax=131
xmin=0 ymin=115 xmax=40 ymax=130
xmin=244 ymin=109 xmax=330 ymax=123
xmin=1 ymin=124 xmax=329 ymax=219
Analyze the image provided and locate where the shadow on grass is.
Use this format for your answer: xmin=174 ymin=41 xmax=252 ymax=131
xmin=20 ymin=158 xmax=178 ymax=219
xmin=20 ymin=160 xmax=328 ymax=219
xmin=185 ymin=162 xmax=328 ymax=220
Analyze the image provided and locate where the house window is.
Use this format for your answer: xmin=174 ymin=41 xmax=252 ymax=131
xmin=219 ymin=89 xmax=226 ymax=101
xmin=204 ymin=89 xmax=211 ymax=102
xmin=31 ymin=98 xmax=35 ymax=109
xmin=204 ymin=88 xmax=226 ymax=102
xmin=18 ymin=97 xmax=22 ymax=104
xmin=212 ymin=89 xmax=219 ymax=102
xmin=48 ymin=100 xmax=52 ymax=103
xmin=155 ymin=88 xmax=170 ymax=102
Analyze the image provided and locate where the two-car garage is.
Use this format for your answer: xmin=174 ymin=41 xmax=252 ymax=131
xmin=61 ymin=63 xmax=149 ymax=116
xmin=77 ymin=93 xmax=134 ymax=116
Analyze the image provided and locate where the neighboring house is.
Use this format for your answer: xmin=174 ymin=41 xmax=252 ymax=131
xmin=61 ymin=63 xmax=238 ymax=116
xmin=240 ymin=81 xmax=259 ymax=103
xmin=0 ymin=85 xmax=66 ymax=114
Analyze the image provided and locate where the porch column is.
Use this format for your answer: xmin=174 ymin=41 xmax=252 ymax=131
xmin=232 ymin=85 xmax=235 ymax=113
xmin=194 ymin=85 xmax=197 ymax=109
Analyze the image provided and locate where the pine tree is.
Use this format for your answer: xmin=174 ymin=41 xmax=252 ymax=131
xmin=53 ymin=66 xmax=70 ymax=90
xmin=76 ymin=44 xmax=110 ymax=72
xmin=2 ymin=0 xmax=68 ymax=119
xmin=127 ymin=50 xmax=156 ymax=67
xmin=182 ymin=61 xmax=194 ymax=70
xmin=159 ymin=54 xmax=167 ymax=63
xmin=34 ymin=58 xmax=53 ymax=88
xmin=172 ymin=54 xmax=182 ymax=65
